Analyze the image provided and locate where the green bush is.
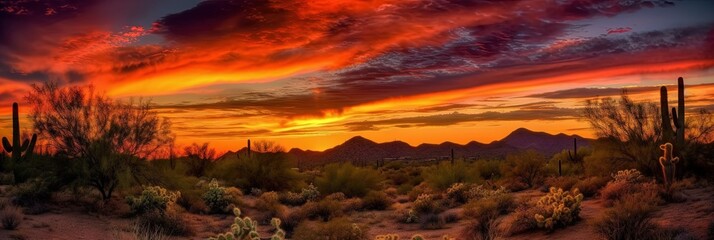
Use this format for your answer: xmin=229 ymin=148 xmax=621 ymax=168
xmin=362 ymin=190 xmax=391 ymax=210
xmin=573 ymin=176 xmax=609 ymax=197
xmin=501 ymin=150 xmax=546 ymax=188
xmin=126 ymin=186 xmax=180 ymax=215
xmin=201 ymin=179 xmax=236 ymax=213
xmin=474 ymin=159 xmax=503 ymax=180
xmin=291 ymin=217 xmax=368 ymax=240
xmin=424 ymin=161 xmax=480 ymax=190
xmin=533 ymin=187 xmax=583 ymax=232
xmin=212 ymin=152 xmax=302 ymax=192
xmin=316 ymin=163 xmax=382 ymax=198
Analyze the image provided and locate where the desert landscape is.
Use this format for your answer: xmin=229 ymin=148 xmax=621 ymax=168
xmin=1 ymin=0 xmax=714 ymax=239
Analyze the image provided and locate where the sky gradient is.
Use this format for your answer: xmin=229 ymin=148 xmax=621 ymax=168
xmin=1 ymin=0 xmax=713 ymax=152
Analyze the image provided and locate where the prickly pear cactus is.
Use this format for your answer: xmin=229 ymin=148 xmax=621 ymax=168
xmin=533 ymin=187 xmax=583 ymax=232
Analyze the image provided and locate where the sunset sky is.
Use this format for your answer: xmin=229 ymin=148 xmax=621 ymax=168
xmin=1 ymin=0 xmax=713 ymax=152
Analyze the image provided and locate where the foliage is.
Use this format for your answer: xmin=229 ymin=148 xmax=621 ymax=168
xmin=445 ymin=183 xmax=470 ymax=204
xmin=542 ymin=176 xmax=578 ymax=193
xmin=412 ymin=194 xmax=438 ymax=214
xmin=593 ymin=193 xmax=659 ymax=240
xmin=424 ymin=161 xmax=480 ymax=190
xmin=126 ymin=186 xmax=180 ymax=215
xmin=26 ymin=81 xmax=173 ymax=200
xmin=0 ymin=206 xmax=22 ymax=230
xmin=572 ymin=176 xmax=609 ymax=197
xmin=394 ymin=207 xmax=419 ymax=223
xmin=136 ymin=211 xmax=192 ymax=237
xmin=208 ymin=208 xmax=285 ymax=240
xmin=202 ymin=179 xmax=235 ymax=213
xmin=533 ymin=187 xmax=583 ymax=232
xmin=600 ymin=169 xmax=661 ymax=206
xmin=279 ymin=184 xmax=319 ymax=206
xmin=583 ymin=94 xmax=662 ymax=175
xmin=299 ymin=198 xmax=343 ymax=221
xmin=361 ymin=190 xmax=391 ymax=210
xmin=254 ymin=192 xmax=285 ymax=223
xmin=291 ymin=217 xmax=367 ymax=240
xmin=473 ymin=159 xmax=503 ymax=180
xmin=213 ymin=149 xmax=302 ymax=192
xmin=316 ymin=163 xmax=382 ymax=198
xmin=183 ymin=142 xmax=216 ymax=177
xmin=462 ymin=197 xmax=501 ymax=240
xmin=501 ymin=150 xmax=546 ymax=188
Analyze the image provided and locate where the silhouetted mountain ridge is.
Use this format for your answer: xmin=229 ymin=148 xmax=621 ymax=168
xmin=224 ymin=128 xmax=591 ymax=166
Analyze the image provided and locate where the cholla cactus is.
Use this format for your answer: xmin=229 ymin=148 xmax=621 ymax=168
xmin=375 ymin=234 xmax=400 ymax=240
xmin=126 ymin=186 xmax=180 ymax=214
xmin=466 ymin=185 xmax=508 ymax=200
xmin=658 ymin=143 xmax=680 ymax=188
xmin=413 ymin=194 xmax=436 ymax=213
xmin=203 ymin=178 xmax=233 ymax=213
xmin=446 ymin=183 xmax=469 ymax=203
xmin=209 ymin=208 xmax=285 ymax=240
xmin=611 ymin=169 xmax=646 ymax=183
xmin=300 ymin=183 xmax=320 ymax=201
xmin=533 ymin=187 xmax=584 ymax=232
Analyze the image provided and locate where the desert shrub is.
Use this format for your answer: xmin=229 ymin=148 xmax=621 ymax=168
xmin=593 ymin=193 xmax=659 ymax=240
xmin=12 ymin=177 xmax=57 ymax=207
xmin=213 ymin=150 xmax=302 ymax=192
xmin=279 ymin=191 xmax=306 ymax=206
xmin=300 ymin=198 xmax=343 ymax=221
xmin=542 ymin=176 xmax=578 ymax=192
xmin=533 ymin=187 xmax=583 ymax=232
xmin=325 ymin=192 xmax=346 ymax=201
xmin=419 ymin=213 xmax=446 ymax=230
xmin=137 ymin=211 xmax=192 ymax=236
xmin=279 ymin=184 xmax=320 ymax=206
xmin=201 ymin=179 xmax=235 ymax=213
xmin=317 ymin=163 xmax=382 ymax=198
xmin=0 ymin=206 xmax=22 ymax=230
xmin=572 ymin=176 xmax=609 ymax=197
xmin=462 ymin=197 xmax=501 ymax=240
xmin=126 ymin=186 xmax=180 ymax=215
xmin=501 ymin=150 xmax=546 ymax=189
xmin=600 ymin=169 xmax=661 ymax=206
xmin=128 ymin=220 xmax=170 ymax=240
xmin=474 ymin=159 xmax=503 ymax=180
xmin=209 ymin=208 xmax=285 ymax=240
xmin=509 ymin=204 xmax=540 ymax=235
xmin=394 ymin=207 xmax=419 ymax=224
xmin=413 ymin=194 xmax=438 ymax=214
xmin=254 ymin=191 xmax=285 ymax=223
xmin=446 ymin=183 xmax=470 ymax=204
xmin=291 ymin=217 xmax=368 ymax=240
xmin=424 ymin=161 xmax=480 ymax=190
xmin=362 ymin=190 xmax=391 ymax=210
xmin=176 ymin=194 xmax=207 ymax=214
xmin=583 ymin=140 xmax=639 ymax=177
xmin=300 ymin=183 xmax=320 ymax=201
xmin=407 ymin=182 xmax=433 ymax=201
xmin=281 ymin=210 xmax=306 ymax=234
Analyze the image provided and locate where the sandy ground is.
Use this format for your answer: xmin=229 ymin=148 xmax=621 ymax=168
xmin=0 ymin=186 xmax=711 ymax=240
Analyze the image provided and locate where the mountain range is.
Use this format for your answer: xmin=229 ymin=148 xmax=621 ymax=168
xmin=221 ymin=128 xmax=590 ymax=167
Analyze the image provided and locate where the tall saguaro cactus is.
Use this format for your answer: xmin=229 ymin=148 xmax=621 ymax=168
xmin=660 ymin=77 xmax=685 ymax=145
xmin=2 ymin=102 xmax=37 ymax=162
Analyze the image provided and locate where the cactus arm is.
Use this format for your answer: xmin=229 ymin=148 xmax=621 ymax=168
xmin=20 ymin=139 xmax=29 ymax=152
xmin=672 ymin=108 xmax=679 ymax=129
xmin=24 ymin=134 xmax=36 ymax=160
xmin=1 ymin=137 xmax=11 ymax=152
xmin=677 ymin=77 xmax=685 ymax=144
xmin=660 ymin=86 xmax=674 ymax=140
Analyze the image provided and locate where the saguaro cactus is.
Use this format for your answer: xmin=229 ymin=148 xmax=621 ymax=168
xmin=660 ymin=77 xmax=685 ymax=145
xmin=659 ymin=143 xmax=679 ymax=188
xmin=1 ymin=102 xmax=37 ymax=162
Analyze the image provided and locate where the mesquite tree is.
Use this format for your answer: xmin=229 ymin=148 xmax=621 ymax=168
xmin=26 ymin=81 xmax=173 ymax=200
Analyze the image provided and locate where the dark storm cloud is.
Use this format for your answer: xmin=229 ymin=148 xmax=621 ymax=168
xmin=529 ymin=83 xmax=714 ymax=99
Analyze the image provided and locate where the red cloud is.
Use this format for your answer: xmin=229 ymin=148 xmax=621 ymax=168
xmin=607 ymin=27 xmax=633 ymax=34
